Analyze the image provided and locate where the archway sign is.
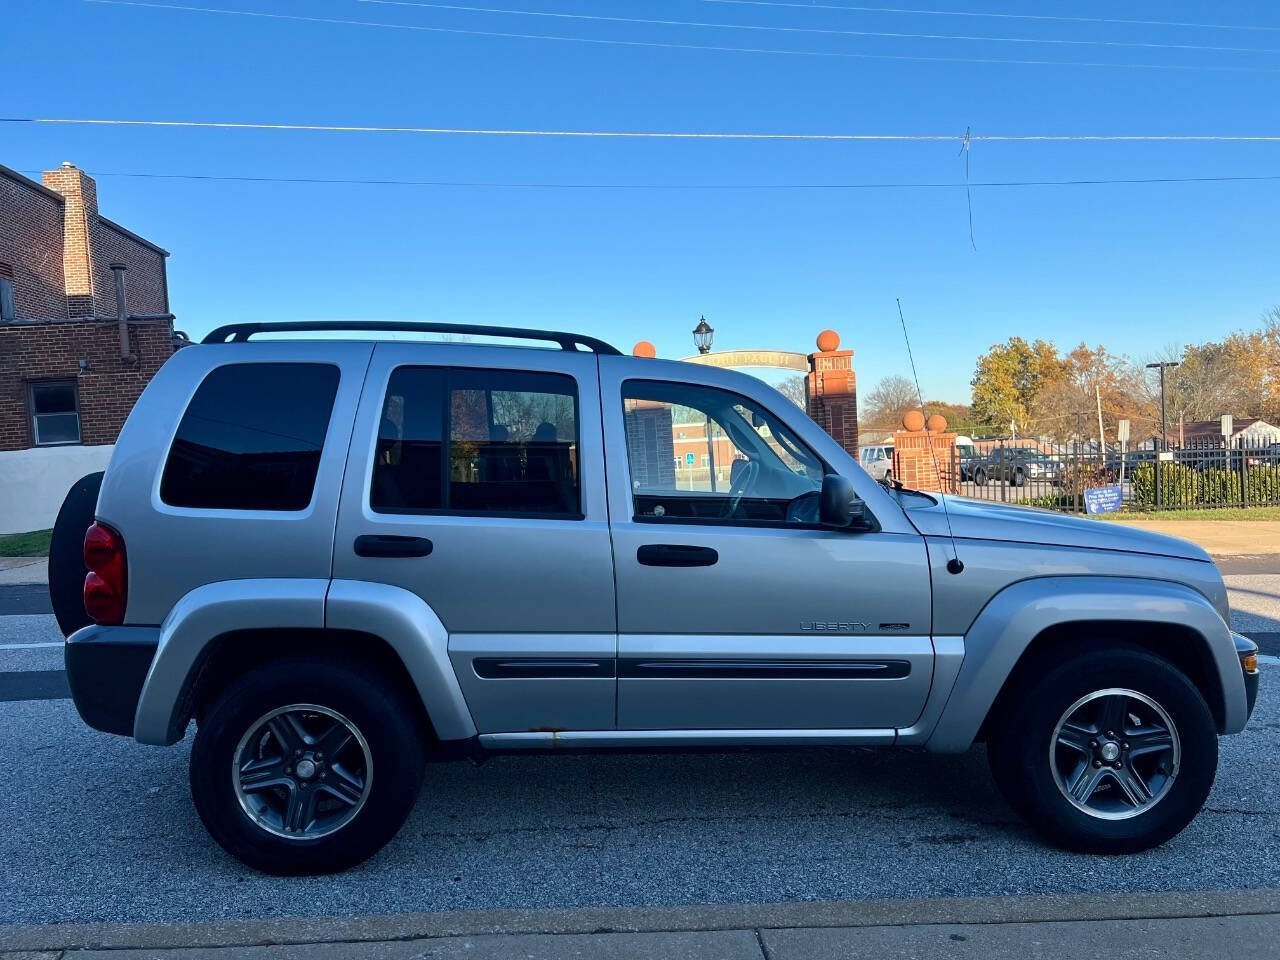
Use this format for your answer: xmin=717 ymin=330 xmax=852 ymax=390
xmin=630 ymin=331 xmax=859 ymax=459
xmin=679 ymin=349 xmax=809 ymax=373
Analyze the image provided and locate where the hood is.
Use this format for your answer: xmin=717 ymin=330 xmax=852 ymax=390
xmin=899 ymin=494 xmax=1212 ymax=563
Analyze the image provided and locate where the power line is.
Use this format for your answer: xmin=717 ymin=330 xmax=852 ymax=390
xmin=83 ymin=0 xmax=1280 ymax=72
xmin=8 ymin=117 xmax=1280 ymax=142
xmin=699 ymin=0 xmax=1280 ymax=34
xmin=358 ymin=0 xmax=1280 ymax=55
xmin=17 ymin=168 xmax=1280 ymax=189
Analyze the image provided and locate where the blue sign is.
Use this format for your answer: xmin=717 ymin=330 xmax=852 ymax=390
xmin=685 ymin=452 xmax=696 ymax=466
xmin=1084 ymin=484 xmax=1123 ymax=515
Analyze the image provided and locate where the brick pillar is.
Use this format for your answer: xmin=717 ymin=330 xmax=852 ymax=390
xmin=42 ymin=163 xmax=100 ymax=318
xmin=806 ymin=329 xmax=858 ymax=458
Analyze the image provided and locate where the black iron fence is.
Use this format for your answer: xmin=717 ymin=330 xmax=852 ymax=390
xmin=948 ymin=437 xmax=1280 ymax=513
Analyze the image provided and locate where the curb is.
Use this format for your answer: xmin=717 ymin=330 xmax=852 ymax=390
xmin=2 ymin=889 xmax=1279 ymax=952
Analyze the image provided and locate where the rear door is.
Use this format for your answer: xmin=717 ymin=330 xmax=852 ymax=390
xmin=333 ymin=344 xmax=616 ymax=734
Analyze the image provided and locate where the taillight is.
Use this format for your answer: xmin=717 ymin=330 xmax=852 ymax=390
xmin=83 ymin=522 xmax=127 ymax=625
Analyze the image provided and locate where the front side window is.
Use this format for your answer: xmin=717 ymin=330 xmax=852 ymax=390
xmin=372 ymin=367 xmax=580 ymax=517
xmin=622 ymin=380 xmax=824 ymax=524
xmin=161 ymin=363 xmax=340 ymax=510
xmin=30 ymin=381 xmax=80 ymax=445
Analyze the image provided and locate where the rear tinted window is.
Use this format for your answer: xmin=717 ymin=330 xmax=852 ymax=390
xmin=161 ymin=363 xmax=340 ymax=511
xmin=372 ymin=366 xmax=580 ymax=517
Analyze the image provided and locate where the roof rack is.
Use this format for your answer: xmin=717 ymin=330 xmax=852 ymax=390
xmin=200 ymin=321 xmax=622 ymax=354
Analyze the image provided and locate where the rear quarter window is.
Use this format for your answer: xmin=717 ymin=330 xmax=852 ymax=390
xmin=160 ymin=362 xmax=340 ymax=511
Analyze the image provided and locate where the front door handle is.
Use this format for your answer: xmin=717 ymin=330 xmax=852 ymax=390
xmin=354 ymin=534 xmax=434 ymax=558
xmin=637 ymin=544 xmax=718 ymax=567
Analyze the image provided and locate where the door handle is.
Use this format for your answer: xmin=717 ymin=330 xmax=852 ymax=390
xmin=637 ymin=544 xmax=718 ymax=567
xmin=353 ymin=534 xmax=434 ymax=558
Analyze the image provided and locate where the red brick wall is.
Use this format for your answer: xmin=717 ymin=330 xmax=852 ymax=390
xmin=95 ymin=221 xmax=169 ymax=316
xmin=807 ymin=350 xmax=859 ymax=459
xmin=0 ymin=320 xmax=175 ymax=451
xmin=0 ymin=173 xmax=67 ymax=320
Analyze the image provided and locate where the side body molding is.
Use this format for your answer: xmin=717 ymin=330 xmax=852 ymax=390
xmin=134 ymin=579 xmax=328 ymax=745
xmin=925 ymin=576 xmax=1247 ymax=754
xmin=325 ymin=579 xmax=477 ymax=743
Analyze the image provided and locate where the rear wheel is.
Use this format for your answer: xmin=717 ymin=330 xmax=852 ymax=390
xmin=987 ymin=646 xmax=1217 ymax=853
xmin=191 ymin=657 xmax=425 ymax=874
xmin=974 ymin=468 xmax=988 ymax=487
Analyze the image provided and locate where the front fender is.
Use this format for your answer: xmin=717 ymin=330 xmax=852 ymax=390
xmin=924 ymin=576 xmax=1246 ymax=754
xmin=134 ymin=579 xmax=328 ymax=745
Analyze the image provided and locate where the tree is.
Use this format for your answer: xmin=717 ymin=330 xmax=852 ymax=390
xmin=775 ymin=375 xmax=807 ymax=410
xmin=863 ymin=375 xmax=919 ymax=428
xmin=1156 ymin=311 xmax=1280 ymax=429
xmin=970 ymin=337 xmax=1063 ymax=435
xmin=1031 ymin=343 xmax=1147 ymax=444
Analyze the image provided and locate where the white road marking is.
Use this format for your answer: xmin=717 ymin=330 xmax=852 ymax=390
xmin=0 ymin=642 xmax=63 ymax=650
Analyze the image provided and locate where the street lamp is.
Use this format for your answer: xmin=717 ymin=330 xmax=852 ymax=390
xmin=1146 ymin=360 xmax=1180 ymax=509
xmin=1145 ymin=361 xmax=1180 ymax=451
xmin=692 ymin=316 xmax=714 ymax=355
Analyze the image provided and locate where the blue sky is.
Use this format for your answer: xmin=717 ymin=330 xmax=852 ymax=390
xmin=6 ymin=0 xmax=1279 ymax=401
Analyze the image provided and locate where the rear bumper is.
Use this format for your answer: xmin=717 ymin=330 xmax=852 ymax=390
xmin=64 ymin=625 xmax=160 ymax=737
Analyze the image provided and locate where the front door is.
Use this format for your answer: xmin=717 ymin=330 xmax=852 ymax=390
xmin=333 ymin=343 xmax=616 ymax=734
xmin=600 ymin=358 xmax=934 ymax=732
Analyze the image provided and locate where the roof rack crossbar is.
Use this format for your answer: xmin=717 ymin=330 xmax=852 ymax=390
xmin=200 ymin=321 xmax=622 ymax=354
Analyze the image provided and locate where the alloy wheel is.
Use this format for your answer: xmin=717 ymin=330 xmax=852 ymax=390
xmin=232 ymin=704 xmax=373 ymax=840
xmin=1050 ymin=688 xmax=1180 ymax=820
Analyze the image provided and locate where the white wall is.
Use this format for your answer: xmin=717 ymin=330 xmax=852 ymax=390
xmin=0 ymin=444 xmax=114 ymax=535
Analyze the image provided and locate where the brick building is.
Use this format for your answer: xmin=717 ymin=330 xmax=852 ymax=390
xmin=0 ymin=162 xmax=181 ymax=533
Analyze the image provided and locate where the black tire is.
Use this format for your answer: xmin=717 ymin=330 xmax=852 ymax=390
xmin=974 ymin=468 xmax=987 ymax=487
xmin=190 ymin=657 xmax=426 ymax=874
xmin=48 ymin=472 xmax=103 ymax=638
xmin=987 ymin=645 xmax=1217 ymax=853
xmin=1013 ymin=468 xmax=1026 ymax=487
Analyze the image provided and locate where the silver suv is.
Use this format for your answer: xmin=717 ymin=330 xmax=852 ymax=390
xmin=52 ymin=322 xmax=1259 ymax=874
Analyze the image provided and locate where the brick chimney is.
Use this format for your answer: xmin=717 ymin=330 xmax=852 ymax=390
xmin=42 ymin=162 xmax=100 ymax=318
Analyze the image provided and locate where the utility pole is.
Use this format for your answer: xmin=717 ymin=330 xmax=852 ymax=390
xmin=1146 ymin=361 xmax=1180 ymax=508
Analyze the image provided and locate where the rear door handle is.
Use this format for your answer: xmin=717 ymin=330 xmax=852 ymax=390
xmin=637 ymin=544 xmax=718 ymax=567
xmin=354 ymin=535 xmax=434 ymax=558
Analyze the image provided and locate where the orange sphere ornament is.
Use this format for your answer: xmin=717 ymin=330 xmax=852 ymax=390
xmin=816 ymin=329 xmax=840 ymax=352
xmin=903 ymin=410 xmax=926 ymax=432
xmin=927 ymin=414 xmax=948 ymax=433
xmin=632 ymin=341 xmax=657 ymax=358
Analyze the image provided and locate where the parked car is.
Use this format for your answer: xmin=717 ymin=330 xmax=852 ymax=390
xmin=973 ymin=446 xmax=1062 ymax=486
xmin=53 ymin=322 xmax=1258 ymax=874
xmin=954 ymin=435 xmax=981 ymax=481
xmin=859 ymin=443 xmax=894 ymax=483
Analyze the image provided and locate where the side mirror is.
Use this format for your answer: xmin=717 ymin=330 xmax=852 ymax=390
xmin=819 ymin=473 xmax=865 ymax=528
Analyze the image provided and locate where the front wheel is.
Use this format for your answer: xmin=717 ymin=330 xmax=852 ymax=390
xmin=191 ymin=657 xmax=426 ymax=874
xmin=987 ymin=646 xmax=1217 ymax=853
xmin=974 ymin=468 xmax=988 ymax=487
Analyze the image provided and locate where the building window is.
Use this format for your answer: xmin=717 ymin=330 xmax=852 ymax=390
xmin=371 ymin=366 xmax=581 ymax=518
xmin=0 ymin=277 xmax=15 ymax=322
xmin=160 ymin=363 xmax=341 ymax=511
xmin=30 ymin=381 xmax=81 ymax=446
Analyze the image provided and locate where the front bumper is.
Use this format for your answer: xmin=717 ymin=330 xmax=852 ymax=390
xmin=1233 ymin=632 xmax=1261 ymax=722
xmin=64 ymin=624 xmax=160 ymax=737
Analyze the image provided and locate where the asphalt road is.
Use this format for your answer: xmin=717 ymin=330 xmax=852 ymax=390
xmin=1 ymin=583 xmax=1278 ymax=927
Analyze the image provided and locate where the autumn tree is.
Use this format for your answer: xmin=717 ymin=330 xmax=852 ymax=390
xmin=1031 ymin=344 xmax=1148 ymax=443
xmin=970 ymin=337 xmax=1063 ymax=435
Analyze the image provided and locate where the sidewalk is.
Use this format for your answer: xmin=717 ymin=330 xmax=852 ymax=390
xmin=0 ymin=557 xmax=46 ymax=586
xmin=2 ymin=890 xmax=1278 ymax=958
xmin=1107 ymin=519 xmax=1280 ymax=559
